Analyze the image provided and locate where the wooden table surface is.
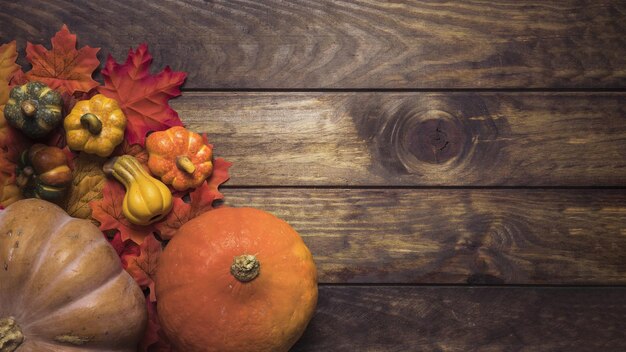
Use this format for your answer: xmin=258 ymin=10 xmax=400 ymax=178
xmin=3 ymin=0 xmax=626 ymax=350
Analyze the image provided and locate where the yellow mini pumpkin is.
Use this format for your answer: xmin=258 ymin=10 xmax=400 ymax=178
xmin=64 ymin=94 xmax=126 ymax=157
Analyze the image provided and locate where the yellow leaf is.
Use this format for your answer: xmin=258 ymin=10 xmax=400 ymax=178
xmin=0 ymin=41 xmax=19 ymax=106
xmin=0 ymin=41 xmax=19 ymax=84
xmin=0 ymin=178 xmax=21 ymax=207
xmin=63 ymin=153 xmax=107 ymax=220
xmin=0 ymin=41 xmax=20 ymax=128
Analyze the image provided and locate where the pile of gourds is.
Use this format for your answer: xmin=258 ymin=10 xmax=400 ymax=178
xmin=0 ymin=81 xmax=318 ymax=352
xmin=5 ymin=81 xmax=216 ymax=224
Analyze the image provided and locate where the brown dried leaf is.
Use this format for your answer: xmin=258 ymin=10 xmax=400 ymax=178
xmin=63 ymin=153 xmax=107 ymax=220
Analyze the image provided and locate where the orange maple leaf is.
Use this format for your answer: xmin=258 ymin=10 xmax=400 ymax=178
xmin=0 ymin=41 xmax=20 ymax=129
xmin=90 ymin=179 xmax=156 ymax=244
xmin=154 ymin=158 xmax=232 ymax=240
xmin=0 ymin=41 xmax=19 ymax=85
xmin=123 ymin=233 xmax=162 ymax=302
xmin=0 ymin=41 xmax=28 ymax=205
xmin=98 ymin=44 xmax=185 ymax=146
xmin=25 ymin=24 xmax=100 ymax=95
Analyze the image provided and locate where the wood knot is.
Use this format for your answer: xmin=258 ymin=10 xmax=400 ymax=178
xmin=409 ymin=117 xmax=465 ymax=164
xmin=392 ymin=109 xmax=470 ymax=173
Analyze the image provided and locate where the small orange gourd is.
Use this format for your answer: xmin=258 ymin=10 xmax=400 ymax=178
xmin=145 ymin=126 xmax=213 ymax=191
xmin=156 ymin=207 xmax=318 ymax=352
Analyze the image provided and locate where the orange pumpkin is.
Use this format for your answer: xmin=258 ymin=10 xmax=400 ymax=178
xmin=145 ymin=126 xmax=213 ymax=191
xmin=156 ymin=207 xmax=318 ymax=352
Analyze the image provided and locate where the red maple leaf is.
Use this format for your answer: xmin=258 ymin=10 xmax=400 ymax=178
xmin=9 ymin=69 xmax=27 ymax=86
xmin=155 ymin=158 xmax=232 ymax=240
xmin=141 ymin=300 xmax=172 ymax=352
xmin=25 ymin=25 xmax=100 ymax=95
xmin=0 ymin=150 xmax=15 ymax=180
xmin=107 ymin=231 xmax=140 ymax=261
xmin=98 ymin=44 xmax=186 ymax=146
xmin=112 ymin=140 xmax=149 ymax=167
xmin=90 ymin=179 xmax=156 ymax=244
xmin=61 ymin=88 xmax=99 ymax=116
xmin=124 ymin=233 xmax=162 ymax=302
xmin=0 ymin=125 xmax=29 ymax=170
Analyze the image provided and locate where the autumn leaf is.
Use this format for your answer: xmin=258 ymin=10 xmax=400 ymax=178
xmin=0 ymin=41 xmax=19 ymax=84
xmin=61 ymin=88 xmax=99 ymax=116
xmin=112 ymin=140 xmax=149 ymax=167
xmin=0 ymin=149 xmax=16 ymax=179
xmin=98 ymin=44 xmax=185 ymax=146
xmin=0 ymin=117 xmax=29 ymax=165
xmin=9 ymin=69 xmax=26 ymax=86
xmin=108 ymin=231 xmax=140 ymax=263
xmin=107 ymin=232 xmax=169 ymax=352
xmin=155 ymin=158 xmax=232 ymax=240
xmin=124 ymin=233 xmax=162 ymax=302
xmin=140 ymin=299 xmax=172 ymax=352
xmin=90 ymin=179 xmax=156 ymax=244
xmin=207 ymin=157 xmax=232 ymax=196
xmin=25 ymin=24 xmax=100 ymax=95
xmin=0 ymin=149 xmax=21 ymax=208
xmin=0 ymin=41 xmax=21 ymax=145
xmin=0 ymin=83 xmax=9 ymax=117
xmin=0 ymin=106 xmax=29 ymax=189
xmin=63 ymin=154 xmax=106 ymax=220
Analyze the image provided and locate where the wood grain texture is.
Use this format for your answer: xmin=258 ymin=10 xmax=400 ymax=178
xmin=292 ymin=286 xmax=626 ymax=351
xmin=2 ymin=0 xmax=625 ymax=88
xmin=222 ymin=188 xmax=626 ymax=284
xmin=176 ymin=92 xmax=626 ymax=186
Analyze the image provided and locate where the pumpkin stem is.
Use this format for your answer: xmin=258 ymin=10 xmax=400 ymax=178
xmin=80 ymin=113 xmax=103 ymax=135
xmin=0 ymin=317 xmax=24 ymax=352
xmin=20 ymin=100 xmax=36 ymax=117
xmin=176 ymin=156 xmax=196 ymax=174
xmin=16 ymin=166 xmax=33 ymax=188
xmin=231 ymin=254 xmax=260 ymax=282
xmin=102 ymin=157 xmax=117 ymax=177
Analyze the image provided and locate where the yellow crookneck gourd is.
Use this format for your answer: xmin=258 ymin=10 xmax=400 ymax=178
xmin=104 ymin=155 xmax=172 ymax=226
xmin=64 ymin=94 xmax=127 ymax=157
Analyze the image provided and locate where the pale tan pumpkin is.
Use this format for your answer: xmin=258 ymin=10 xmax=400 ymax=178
xmin=0 ymin=199 xmax=147 ymax=351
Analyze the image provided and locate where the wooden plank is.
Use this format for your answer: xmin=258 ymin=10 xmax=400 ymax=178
xmin=222 ymin=188 xmax=626 ymax=284
xmin=292 ymin=286 xmax=626 ymax=351
xmin=2 ymin=0 xmax=625 ymax=89
xmin=176 ymin=92 xmax=626 ymax=186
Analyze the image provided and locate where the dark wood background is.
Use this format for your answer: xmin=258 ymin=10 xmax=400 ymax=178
xmin=3 ymin=0 xmax=626 ymax=350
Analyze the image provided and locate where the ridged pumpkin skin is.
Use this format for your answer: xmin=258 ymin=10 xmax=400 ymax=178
xmin=16 ymin=144 xmax=72 ymax=201
xmin=3 ymin=82 xmax=62 ymax=139
xmin=145 ymin=126 xmax=213 ymax=191
xmin=0 ymin=199 xmax=147 ymax=351
xmin=64 ymin=94 xmax=127 ymax=157
xmin=156 ymin=207 xmax=318 ymax=352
